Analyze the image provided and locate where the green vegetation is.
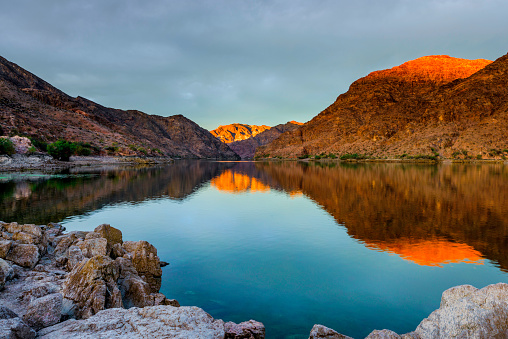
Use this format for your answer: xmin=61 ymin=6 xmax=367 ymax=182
xmin=47 ymin=141 xmax=77 ymax=161
xmin=0 ymin=138 xmax=15 ymax=155
xmin=339 ymin=153 xmax=369 ymax=160
xmin=30 ymin=138 xmax=48 ymax=152
xmin=476 ymin=154 xmax=482 ymax=160
xmin=47 ymin=140 xmax=98 ymax=161
xmin=298 ymin=154 xmax=310 ymax=159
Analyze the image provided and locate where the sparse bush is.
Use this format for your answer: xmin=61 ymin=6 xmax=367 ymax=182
xmin=298 ymin=154 xmax=309 ymax=159
xmin=0 ymin=138 xmax=15 ymax=155
xmin=30 ymin=138 xmax=48 ymax=152
xmin=476 ymin=154 xmax=482 ymax=160
xmin=340 ymin=153 xmax=368 ymax=160
xmin=47 ymin=140 xmax=76 ymax=161
xmin=328 ymin=153 xmax=337 ymax=159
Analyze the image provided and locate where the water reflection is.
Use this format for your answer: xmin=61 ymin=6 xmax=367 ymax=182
xmin=0 ymin=161 xmax=235 ymax=224
xmin=251 ymin=162 xmax=508 ymax=270
xmin=1 ymin=160 xmax=507 ymax=271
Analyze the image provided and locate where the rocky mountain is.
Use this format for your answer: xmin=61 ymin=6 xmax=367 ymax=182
xmin=228 ymin=121 xmax=303 ymax=159
xmin=0 ymin=56 xmax=239 ymax=159
xmin=257 ymin=54 xmax=508 ymax=159
xmin=210 ymin=123 xmax=271 ymax=143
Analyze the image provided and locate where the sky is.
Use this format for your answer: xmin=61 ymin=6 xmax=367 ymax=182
xmin=1 ymin=0 xmax=507 ymax=131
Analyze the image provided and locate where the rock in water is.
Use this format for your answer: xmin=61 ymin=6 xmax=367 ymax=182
xmin=225 ymin=320 xmax=266 ymax=338
xmin=94 ymin=224 xmax=123 ymax=253
xmin=413 ymin=283 xmax=508 ymax=338
xmin=365 ymin=329 xmax=401 ymax=338
xmin=308 ymin=324 xmax=353 ymax=339
xmin=122 ymin=240 xmax=162 ymax=292
xmin=37 ymin=306 xmax=226 ymax=339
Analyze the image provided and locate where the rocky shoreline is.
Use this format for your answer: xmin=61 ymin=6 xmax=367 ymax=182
xmin=0 ymin=221 xmax=507 ymax=338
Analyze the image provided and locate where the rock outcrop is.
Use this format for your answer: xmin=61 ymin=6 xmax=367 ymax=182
xmin=0 ymin=55 xmax=239 ymax=159
xmin=228 ymin=121 xmax=303 ymax=159
xmin=0 ymin=221 xmax=265 ymax=337
xmin=257 ymin=54 xmax=508 ymax=159
xmin=211 ymin=124 xmax=271 ymax=143
xmin=310 ymin=283 xmax=508 ymax=338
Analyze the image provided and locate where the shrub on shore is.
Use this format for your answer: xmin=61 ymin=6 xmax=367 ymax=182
xmin=47 ymin=140 xmax=77 ymax=161
xmin=0 ymin=138 xmax=15 ymax=155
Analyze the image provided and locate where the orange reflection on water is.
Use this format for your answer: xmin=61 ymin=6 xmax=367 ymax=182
xmin=364 ymin=238 xmax=484 ymax=267
xmin=211 ymin=170 xmax=270 ymax=193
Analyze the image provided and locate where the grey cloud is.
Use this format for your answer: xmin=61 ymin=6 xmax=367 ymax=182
xmin=1 ymin=0 xmax=507 ymax=130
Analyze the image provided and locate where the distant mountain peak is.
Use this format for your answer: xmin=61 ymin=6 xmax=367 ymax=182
xmin=210 ymin=123 xmax=271 ymax=143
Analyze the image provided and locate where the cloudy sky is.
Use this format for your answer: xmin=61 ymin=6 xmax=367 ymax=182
xmin=1 ymin=0 xmax=507 ymax=130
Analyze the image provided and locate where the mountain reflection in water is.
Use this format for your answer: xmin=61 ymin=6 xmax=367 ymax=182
xmin=1 ymin=161 xmax=507 ymax=271
xmin=249 ymin=161 xmax=508 ymax=270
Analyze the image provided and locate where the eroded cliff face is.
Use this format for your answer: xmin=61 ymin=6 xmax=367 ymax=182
xmin=0 ymin=56 xmax=239 ymax=159
xmin=257 ymin=55 xmax=508 ymax=159
xmin=210 ymin=124 xmax=271 ymax=143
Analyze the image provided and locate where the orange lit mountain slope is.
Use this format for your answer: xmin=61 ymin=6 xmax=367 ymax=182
xmin=256 ymin=54 xmax=508 ymax=159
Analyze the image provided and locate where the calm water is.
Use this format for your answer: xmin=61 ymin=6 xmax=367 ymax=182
xmin=1 ymin=161 xmax=508 ymax=338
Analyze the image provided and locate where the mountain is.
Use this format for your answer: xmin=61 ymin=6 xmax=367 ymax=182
xmin=228 ymin=121 xmax=303 ymax=159
xmin=210 ymin=123 xmax=271 ymax=143
xmin=257 ymin=55 xmax=508 ymax=159
xmin=0 ymin=56 xmax=239 ymax=159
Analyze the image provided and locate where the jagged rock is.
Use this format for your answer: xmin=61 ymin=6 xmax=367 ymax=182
xmin=22 ymin=282 xmax=59 ymax=303
xmin=76 ymin=238 xmax=108 ymax=258
xmin=110 ymin=243 xmax=125 ymax=259
xmin=8 ymin=136 xmax=33 ymax=154
xmin=84 ymin=232 xmax=101 ymax=240
xmin=366 ymin=329 xmax=401 ymax=338
xmin=62 ymin=255 xmax=122 ymax=319
xmin=3 ymin=222 xmax=22 ymax=234
xmin=66 ymin=246 xmax=85 ymax=271
xmin=0 ymin=306 xmax=18 ymax=320
xmin=115 ymin=256 xmax=152 ymax=308
xmin=22 ymin=293 xmax=63 ymax=330
xmin=54 ymin=232 xmax=84 ymax=257
xmin=94 ymin=224 xmax=122 ymax=247
xmin=37 ymin=306 xmax=226 ymax=338
xmin=165 ymin=299 xmax=181 ymax=307
xmin=0 ymin=306 xmax=36 ymax=338
xmin=6 ymin=243 xmax=39 ymax=268
xmin=0 ymin=317 xmax=36 ymax=339
xmin=413 ymin=283 xmax=508 ymax=338
xmin=308 ymin=324 xmax=353 ymax=339
xmin=0 ymin=258 xmax=14 ymax=289
xmin=123 ymin=240 xmax=162 ymax=293
xmin=225 ymin=320 xmax=265 ymax=339
xmin=0 ymin=232 xmax=12 ymax=241
xmin=0 ymin=240 xmax=12 ymax=258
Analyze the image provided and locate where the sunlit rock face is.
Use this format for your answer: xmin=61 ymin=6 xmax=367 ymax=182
xmin=256 ymin=54 xmax=508 ymax=159
xmin=228 ymin=121 xmax=304 ymax=159
xmin=210 ymin=124 xmax=271 ymax=143
xmin=211 ymin=170 xmax=270 ymax=193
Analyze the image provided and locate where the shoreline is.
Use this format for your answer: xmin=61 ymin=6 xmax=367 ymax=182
xmin=0 ymin=221 xmax=507 ymax=338
xmin=1 ymin=154 xmax=507 ymax=172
